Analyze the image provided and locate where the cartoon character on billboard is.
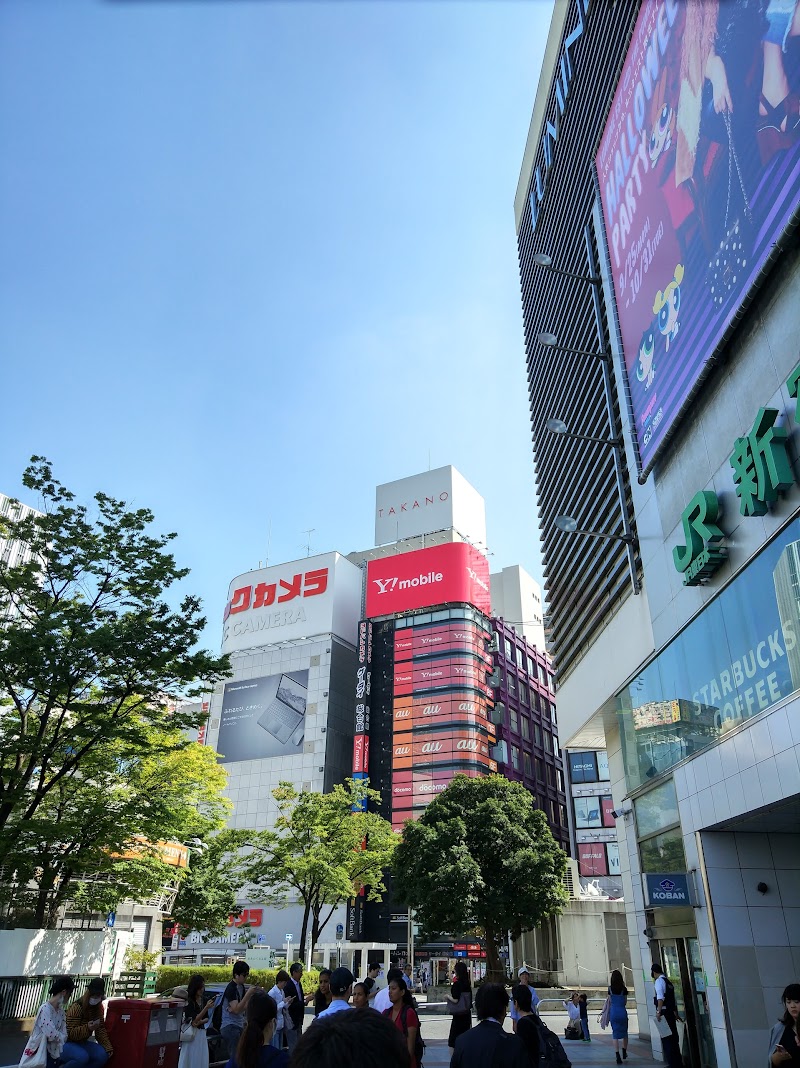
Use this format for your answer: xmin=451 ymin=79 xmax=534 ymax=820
xmin=648 ymin=102 xmax=674 ymax=165
xmin=636 ymin=325 xmax=657 ymax=390
xmin=653 ymin=264 xmax=684 ymax=350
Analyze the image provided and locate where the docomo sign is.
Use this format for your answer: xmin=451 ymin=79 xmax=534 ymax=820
xmin=366 ymin=542 xmax=491 ymax=618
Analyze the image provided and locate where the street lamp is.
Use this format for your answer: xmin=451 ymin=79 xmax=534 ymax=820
xmin=536 ymin=332 xmax=609 ymax=361
xmin=546 ymin=418 xmax=622 ymax=448
xmin=532 ymin=252 xmax=600 ymax=286
xmin=555 ymin=515 xmax=636 ymax=545
xmin=538 ymin=224 xmax=640 ymax=596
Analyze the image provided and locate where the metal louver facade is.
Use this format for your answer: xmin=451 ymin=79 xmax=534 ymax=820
xmin=516 ymin=0 xmax=642 ymax=682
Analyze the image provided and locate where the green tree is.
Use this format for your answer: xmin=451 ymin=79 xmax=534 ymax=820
xmin=393 ymin=774 xmax=568 ymax=981
xmin=170 ymin=828 xmax=251 ymax=939
xmin=4 ymin=726 xmax=232 ymax=928
xmin=0 ymin=458 xmax=230 ymax=875
xmin=241 ymin=779 xmax=397 ymax=956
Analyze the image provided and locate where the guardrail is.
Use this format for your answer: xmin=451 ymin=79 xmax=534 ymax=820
xmin=0 ymin=972 xmax=157 ymax=1023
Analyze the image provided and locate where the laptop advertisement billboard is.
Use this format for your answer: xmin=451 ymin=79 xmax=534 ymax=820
xmin=217 ymin=671 xmax=308 ymax=762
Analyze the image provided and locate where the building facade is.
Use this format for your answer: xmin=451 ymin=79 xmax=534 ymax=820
xmin=517 ymin=3 xmax=800 ymax=1067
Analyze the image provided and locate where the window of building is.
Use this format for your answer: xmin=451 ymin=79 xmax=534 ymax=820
xmin=511 ymin=745 xmax=520 ymax=771
xmin=519 ymin=681 xmax=529 ymax=706
xmin=556 ymin=768 xmax=564 ymax=793
xmin=559 ymin=804 xmax=568 ymax=827
xmin=509 ymin=708 xmax=519 ymax=735
xmin=542 ymin=730 xmax=552 ymax=753
xmin=634 ymin=779 xmax=679 ymax=838
xmin=534 ymin=723 xmax=542 ymax=746
xmin=536 ymin=757 xmax=546 ymax=782
xmin=546 ymin=764 xmax=555 ymax=787
xmin=519 ymin=650 xmax=528 ymax=675
xmin=521 ymin=716 xmax=530 ymax=741
xmin=635 ymin=779 xmax=685 ymax=874
xmin=524 ymin=752 xmax=532 ymax=777
xmin=507 ymin=673 xmax=517 ymax=695
xmin=532 ymin=691 xmax=541 ymax=713
xmin=639 ymin=829 xmax=686 ymax=874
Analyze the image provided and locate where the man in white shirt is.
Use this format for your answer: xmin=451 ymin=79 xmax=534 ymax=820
xmin=373 ymin=967 xmax=403 ymax=1014
xmin=316 ymin=968 xmax=354 ymax=1019
xmin=510 ymin=967 xmax=540 ymax=1032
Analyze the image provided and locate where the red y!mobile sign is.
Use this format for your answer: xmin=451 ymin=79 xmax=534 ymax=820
xmin=365 ymin=542 xmax=490 ymax=618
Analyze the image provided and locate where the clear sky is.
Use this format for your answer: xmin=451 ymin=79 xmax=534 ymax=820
xmin=0 ymin=0 xmax=553 ymax=648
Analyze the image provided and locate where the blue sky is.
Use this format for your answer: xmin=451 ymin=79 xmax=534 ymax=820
xmin=0 ymin=0 xmax=552 ymax=648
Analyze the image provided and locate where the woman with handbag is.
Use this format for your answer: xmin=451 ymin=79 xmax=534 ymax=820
xmin=178 ymin=975 xmax=217 ymax=1068
xmin=446 ymin=961 xmax=472 ymax=1049
xmin=19 ymin=977 xmax=74 ymax=1068
xmin=608 ymin=969 xmax=629 ymax=1065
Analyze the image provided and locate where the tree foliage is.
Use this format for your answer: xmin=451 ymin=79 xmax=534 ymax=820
xmin=241 ymin=779 xmax=397 ymax=955
xmin=5 ymin=726 xmax=232 ymax=928
xmin=0 ymin=457 xmax=230 ymax=911
xmin=170 ymin=828 xmax=251 ymax=939
xmin=393 ymin=774 xmax=568 ymax=980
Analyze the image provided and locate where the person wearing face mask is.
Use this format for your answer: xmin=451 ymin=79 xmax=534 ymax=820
xmin=63 ymin=978 xmax=113 ymax=1068
xmin=21 ymin=977 xmax=74 ymax=1068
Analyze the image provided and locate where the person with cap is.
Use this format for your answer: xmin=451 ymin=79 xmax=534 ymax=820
xmin=316 ymin=968 xmax=354 ymax=1019
xmin=63 ymin=978 xmax=113 ymax=1068
xmin=510 ymin=966 xmax=540 ymax=1034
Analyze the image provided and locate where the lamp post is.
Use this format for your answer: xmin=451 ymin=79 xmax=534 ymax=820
xmin=534 ymin=225 xmax=640 ymax=595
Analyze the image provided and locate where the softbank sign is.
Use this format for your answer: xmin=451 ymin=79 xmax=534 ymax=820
xmin=365 ymin=542 xmax=491 ymax=618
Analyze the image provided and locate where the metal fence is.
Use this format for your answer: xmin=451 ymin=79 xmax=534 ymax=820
xmin=0 ymin=972 xmax=157 ymax=1023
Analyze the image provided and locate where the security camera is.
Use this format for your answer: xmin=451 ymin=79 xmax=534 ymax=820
xmin=610 ymin=801 xmax=632 ymax=819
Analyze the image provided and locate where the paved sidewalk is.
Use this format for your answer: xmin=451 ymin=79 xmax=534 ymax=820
xmin=421 ymin=1033 xmax=656 ymax=1067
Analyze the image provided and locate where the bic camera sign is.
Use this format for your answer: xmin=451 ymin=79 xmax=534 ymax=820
xmin=673 ymin=364 xmax=800 ymax=587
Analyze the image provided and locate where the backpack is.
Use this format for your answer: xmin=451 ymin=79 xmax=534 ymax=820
xmin=663 ymin=978 xmax=678 ymax=1016
xmin=384 ymin=1005 xmax=424 ymax=1066
xmin=210 ymin=998 xmax=223 ymax=1034
xmin=534 ymin=1015 xmax=572 ymax=1068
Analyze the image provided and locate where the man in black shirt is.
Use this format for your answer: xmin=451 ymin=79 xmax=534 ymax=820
xmin=362 ymin=962 xmax=381 ymax=1005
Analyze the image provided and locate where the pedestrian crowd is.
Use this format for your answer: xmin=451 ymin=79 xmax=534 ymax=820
xmin=21 ymin=960 xmax=800 ymax=1068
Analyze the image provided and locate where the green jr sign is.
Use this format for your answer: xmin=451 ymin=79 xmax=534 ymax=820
xmin=673 ymin=366 xmax=800 ymax=586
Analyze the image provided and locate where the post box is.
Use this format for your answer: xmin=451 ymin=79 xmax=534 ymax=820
xmin=106 ymin=998 xmax=183 ymax=1068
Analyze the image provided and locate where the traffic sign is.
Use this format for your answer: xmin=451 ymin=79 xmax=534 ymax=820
xmin=106 ymin=912 xmax=116 ymax=928
xmin=336 ymin=923 xmax=344 ymax=940
xmin=285 ymin=933 xmax=293 ymax=941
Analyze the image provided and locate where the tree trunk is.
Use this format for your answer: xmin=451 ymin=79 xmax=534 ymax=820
xmin=482 ymin=920 xmax=505 ymax=983
xmin=298 ymin=895 xmax=312 ymax=962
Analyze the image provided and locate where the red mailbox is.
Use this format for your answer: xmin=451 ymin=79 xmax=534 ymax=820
xmin=106 ymin=998 xmax=183 ymax=1068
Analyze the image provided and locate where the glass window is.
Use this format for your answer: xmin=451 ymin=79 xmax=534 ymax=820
xmin=542 ymin=697 xmax=551 ymax=720
xmin=536 ymin=757 xmax=546 ymax=782
xmin=546 ymin=764 xmax=555 ymax=787
xmin=639 ymin=829 xmax=686 ymax=874
xmin=524 ymin=752 xmax=532 ymax=777
xmin=534 ymin=723 xmax=542 ymax=746
xmin=556 ymin=769 xmax=564 ymax=793
xmin=635 ymin=779 xmax=680 ymax=838
xmin=519 ymin=650 xmax=528 ymax=675
xmin=559 ymin=804 xmax=568 ymax=827
xmin=574 ymin=795 xmax=602 ymax=829
xmin=521 ymin=716 xmax=530 ymax=741
xmin=507 ymin=673 xmax=517 ymax=695
xmin=519 ymin=681 xmax=529 ymax=705
xmin=509 ymin=708 xmax=519 ymax=734
xmin=543 ymin=731 xmax=552 ymax=753
xmin=616 ymin=515 xmax=800 ymax=790
xmin=511 ymin=745 xmax=520 ymax=771
xmin=532 ymin=691 xmax=541 ymax=713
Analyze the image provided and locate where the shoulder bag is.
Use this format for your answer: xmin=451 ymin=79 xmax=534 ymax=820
xmin=447 ymin=990 xmax=472 ymax=1015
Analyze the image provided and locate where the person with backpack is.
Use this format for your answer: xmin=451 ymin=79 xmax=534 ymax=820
xmin=513 ymin=986 xmax=540 ymax=1064
xmin=652 ymin=962 xmax=683 ymax=1068
xmin=383 ymin=974 xmax=422 ymax=1068
xmin=450 ymin=984 xmax=528 ymax=1068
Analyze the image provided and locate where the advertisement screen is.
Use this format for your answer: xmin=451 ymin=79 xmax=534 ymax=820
xmin=393 ymin=693 xmax=494 ymax=731
xmin=393 ymin=657 xmax=490 ymax=695
xmin=217 ymin=671 xmax=308 ymax=762
xmin=394 ymin=621 xmax=491 ymax=662
xmin=574 ymin=795 xmax=602 ymax=829
xmin=578 ymin=843 xmax=608 ymax=877
xmin=596 ymin=0 xmax=800 ymax=471
xmin=568 ymin=751 xmax=598 ymax=784
xmin=601 ymin=795 xmax=617 ymax=828
xmin=366 ymin=542 xmax=491 ymax=618
xmin=607 ymin=842 xmax=622 ymax=876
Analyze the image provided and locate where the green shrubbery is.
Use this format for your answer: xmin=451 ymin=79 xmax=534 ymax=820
xmin=155 ymin=966 xmax=320 ymax=994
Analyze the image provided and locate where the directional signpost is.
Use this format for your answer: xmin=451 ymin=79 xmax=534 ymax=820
xmin=285 ymin=933 xmax=293 ymax=969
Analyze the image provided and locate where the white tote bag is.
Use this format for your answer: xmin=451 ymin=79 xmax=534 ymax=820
xmin=18 ymin=1035 xmax=47 ymax=1068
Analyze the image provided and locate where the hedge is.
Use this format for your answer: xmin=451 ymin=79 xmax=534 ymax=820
xmin=155 ymin=966 xmax=320 ymax=994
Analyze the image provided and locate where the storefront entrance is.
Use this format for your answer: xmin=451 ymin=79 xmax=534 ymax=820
xmin=657 ymin=936 xmax=716 ymax=1068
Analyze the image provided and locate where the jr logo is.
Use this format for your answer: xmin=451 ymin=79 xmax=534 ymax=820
xmin=673 ymin=490 xmax=727 ymax=587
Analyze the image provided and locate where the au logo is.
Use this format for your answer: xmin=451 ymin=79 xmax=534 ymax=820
xmin=673 ymin=491 xmax=727 ymax=587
